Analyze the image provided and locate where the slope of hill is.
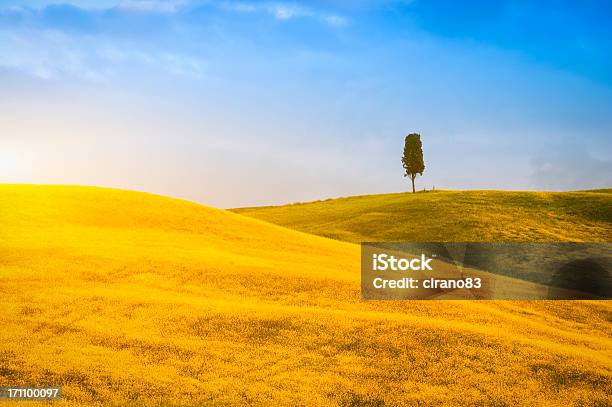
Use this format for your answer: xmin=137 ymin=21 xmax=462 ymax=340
xmin=232 ymin=190 xmax=612 ymax=243
xmin=0 ymin=185 xmax=610 ymax=406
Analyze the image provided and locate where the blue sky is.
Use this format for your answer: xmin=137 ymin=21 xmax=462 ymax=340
xmin=1 ymin=0 xmax=611 ymax=207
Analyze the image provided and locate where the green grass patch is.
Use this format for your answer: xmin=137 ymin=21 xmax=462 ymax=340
xmin=232 ymin=190 xmax=612 ymax=243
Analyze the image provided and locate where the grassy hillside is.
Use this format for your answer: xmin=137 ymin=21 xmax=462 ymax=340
xmin=1 ymin=185 xmax=611 ymax=406
xmin=232 ymin=190 xmax=612 ymax=243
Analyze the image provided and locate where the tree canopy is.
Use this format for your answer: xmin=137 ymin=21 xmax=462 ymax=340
xmin=402 ymin=133 xmax=425 ymax=193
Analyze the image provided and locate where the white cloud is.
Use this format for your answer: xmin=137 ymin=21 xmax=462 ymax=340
xmin=0 ymin=29 xmax=104 ymax=80
xmin=1 ymin=0 xmax=347 ymax=24
xmin=0 ymin=27 xmax=207 ymax=81
xmin=222 ymin=1 xmax=348 ymax=26
xmin=321 ymin=14 xmax=347 ymax=27
xmin=0 ymin=0 xmax=197 ymax=13
xmin=229 ymin=2 xmax=257 ymax=12
xmin=268 ymin=3 xmax=302 ymax=20
xmin=530 ymin=146 xmax=612 ymax=191
xmin=1 ymin=1 xmax=121 ymax=9
xmin=116 ymin=0 xmax=192 ymax=13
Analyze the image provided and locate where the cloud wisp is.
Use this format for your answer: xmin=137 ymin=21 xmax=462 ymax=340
xmin=0 ymin=1 xmax=348 ymax=81
xmin=530 ymin=146 xmax=612 ymax=191
xmin=221 ymin=1 xmax=348 ymax=26
xmin=0 ymin=28 xmax=207 ymax=81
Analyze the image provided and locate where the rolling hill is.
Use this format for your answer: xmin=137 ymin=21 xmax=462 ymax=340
xmin=0 ymin=185 xmax=610 ymax=406
xmin=232 ymin=190 xmax=612 ymax=243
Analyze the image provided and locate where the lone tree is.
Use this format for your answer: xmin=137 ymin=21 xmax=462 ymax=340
xmin=402 ymin=133 xmax=425 ymax=193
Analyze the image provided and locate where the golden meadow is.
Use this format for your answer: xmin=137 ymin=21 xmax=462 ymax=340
xmin=1 ymin=185 xmax=611 ymax=406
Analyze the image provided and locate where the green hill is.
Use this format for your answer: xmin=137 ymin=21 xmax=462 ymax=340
xmin=232 ymin=190 xmax=612 ymax=243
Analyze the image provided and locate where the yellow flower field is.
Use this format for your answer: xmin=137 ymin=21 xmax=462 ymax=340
xmin=0 ymin=185 xmax=610 ymax=406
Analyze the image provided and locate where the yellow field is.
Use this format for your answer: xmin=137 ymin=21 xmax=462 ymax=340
xmin=0 ymin=185 xmax=610 ymax=406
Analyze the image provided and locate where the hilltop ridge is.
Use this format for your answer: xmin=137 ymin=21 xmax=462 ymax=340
xmin=232 ymin=190 xmax=612 ymax=243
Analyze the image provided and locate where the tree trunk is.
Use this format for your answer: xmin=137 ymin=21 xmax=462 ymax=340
xmin=411 ymin=175 xmax=415 ymax=193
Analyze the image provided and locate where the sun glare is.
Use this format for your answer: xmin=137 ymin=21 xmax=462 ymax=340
xmin=0 ymin=149 xmax=26 ymax=177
